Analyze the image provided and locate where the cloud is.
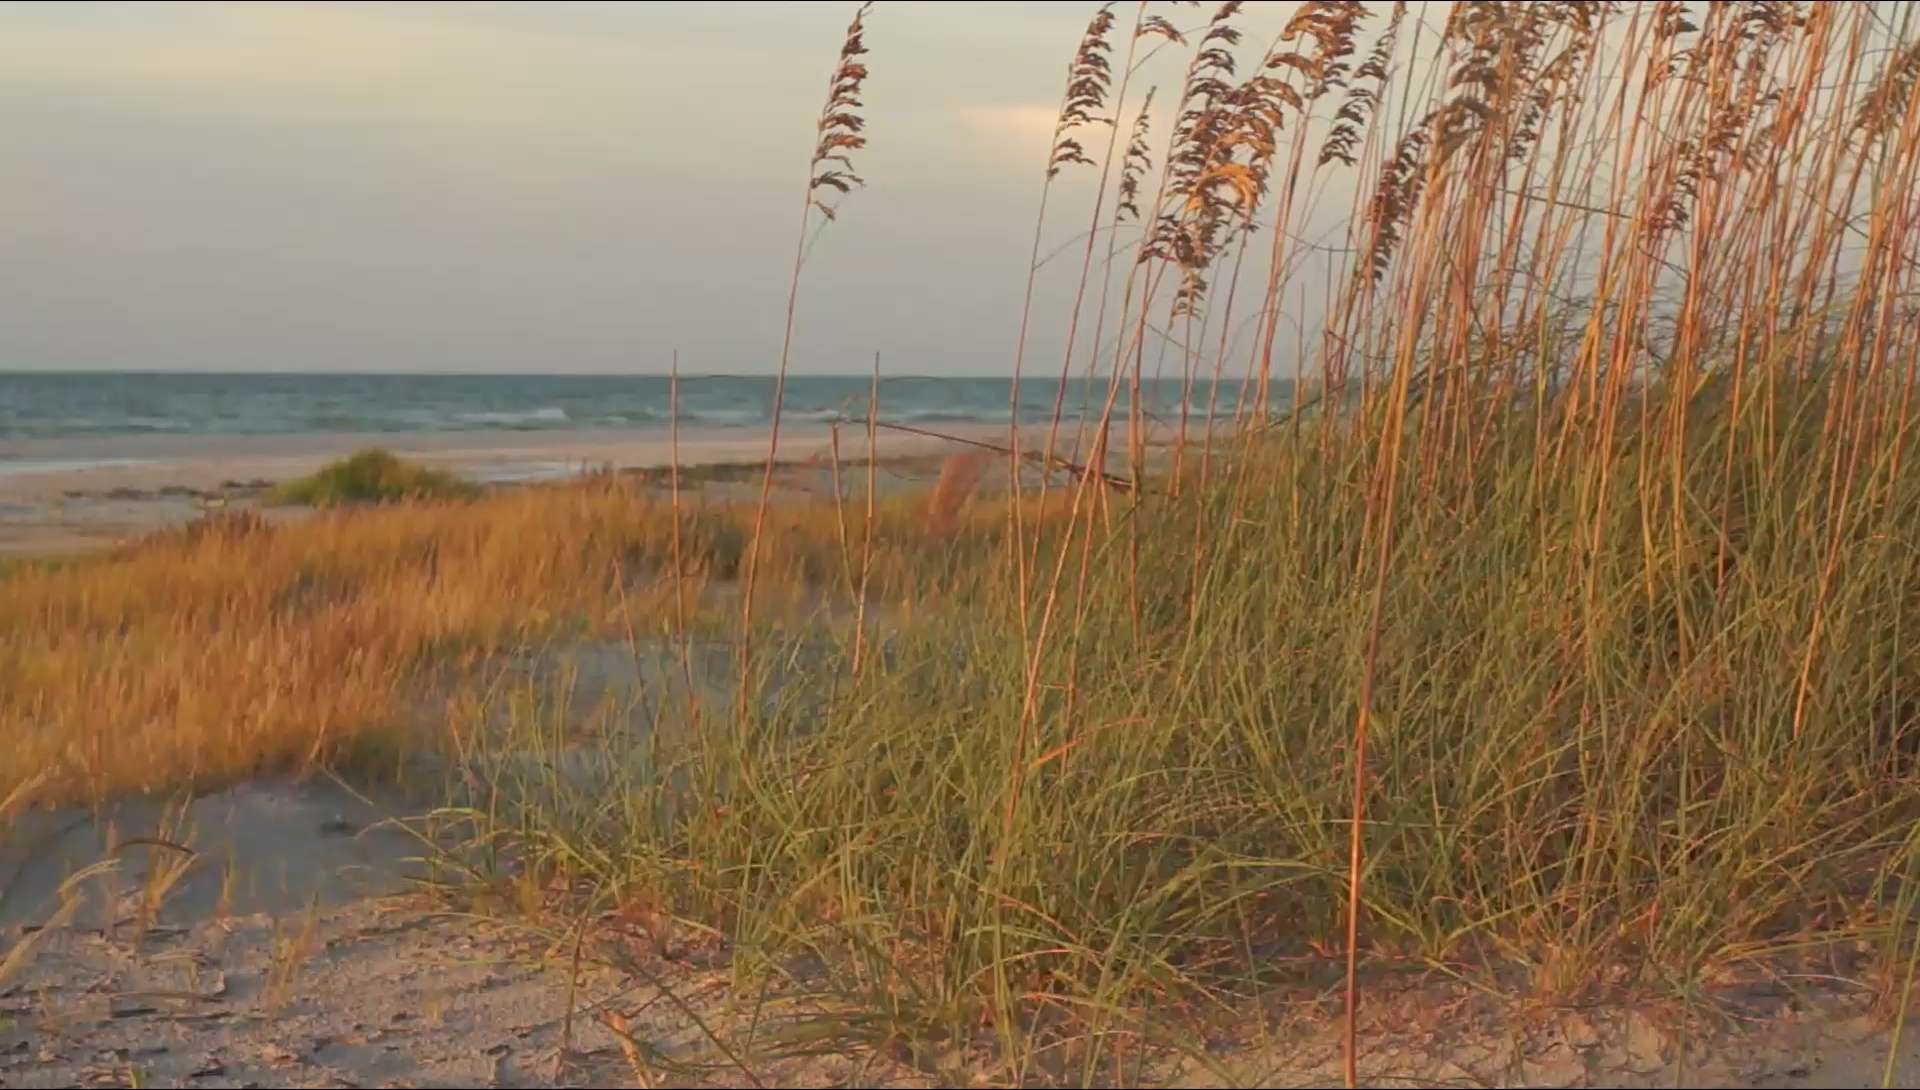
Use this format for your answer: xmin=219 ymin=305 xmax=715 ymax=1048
xmin=0 ymin=2 xmax=1121 ymax=374
xmin=949 ymin=103 xmax=1061 ymax=165
xmin=953 ymin=103 xmax=1058 ymax=138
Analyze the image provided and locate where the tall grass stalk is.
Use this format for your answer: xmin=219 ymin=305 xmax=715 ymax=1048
xmin=739 ymin=2 xmax=875 ymax=715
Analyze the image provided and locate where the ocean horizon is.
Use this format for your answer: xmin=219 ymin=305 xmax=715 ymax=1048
xmin=0 ymin=371 xmax=1281 ymax=443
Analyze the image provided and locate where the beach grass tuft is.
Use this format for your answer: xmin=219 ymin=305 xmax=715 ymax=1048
xmin=268 ymin=449 xmax=480 ymax=507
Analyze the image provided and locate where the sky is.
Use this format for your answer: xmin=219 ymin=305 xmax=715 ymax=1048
xmin=0 ymin=2 xmax=1120 ymax=375
xmin=11 ymin=3 xmax=1871 ymax=379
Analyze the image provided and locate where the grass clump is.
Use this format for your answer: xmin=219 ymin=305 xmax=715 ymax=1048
xmin=269 ymin=449 xmax=480 ymax=507
xmin=0 ymin=467 xmax=1015 ymax=808
xmin=448 ymin=380 xmax=1920 ymax=1081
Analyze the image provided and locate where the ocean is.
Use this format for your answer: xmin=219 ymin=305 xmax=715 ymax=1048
xmin=0 ymin=372 xmax=1272 ymax=441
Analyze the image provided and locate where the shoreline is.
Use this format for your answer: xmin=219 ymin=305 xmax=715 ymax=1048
xmin=0 ymin=423 xmax=1033 ymax=495
xmin=0 ymin=423 xmax=1079 ymax=555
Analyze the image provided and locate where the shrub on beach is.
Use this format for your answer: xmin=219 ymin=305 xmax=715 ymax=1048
xmin=269 ymin=449 xmax=479 ymax=507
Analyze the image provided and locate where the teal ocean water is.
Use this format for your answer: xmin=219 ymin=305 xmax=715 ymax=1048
xmin=0 ymin=372 xmax=1272 ymax=441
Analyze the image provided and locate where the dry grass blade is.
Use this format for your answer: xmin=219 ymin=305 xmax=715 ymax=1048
xmin=601 ymin=1008 xmax=657 ymax=1089
xmin=264 ymin=901 xmax=322 ymax=1012
xmin=1116 ymin=90 xmax=1157 ymax=224
xmin=806 ymin=1 xmax=876 ymax=222
xmin=1014 ymin=1 xmax=1123 ymax=649
xmin=0 ymin=872 xmax=92 ymax=990
xmin=741 ymin=0 xmax=877 ymax=715
xmin=927 ymin=451 xmax=991 ymax=535
xmin=1049 ymin=5 xmax=1119 ymax=177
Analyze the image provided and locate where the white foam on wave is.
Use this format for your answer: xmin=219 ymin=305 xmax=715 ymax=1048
xmin=453 ymin=407 xmax=571 ymax=427
xmin=121 ymin=416 xmax=189 ymax=432
xmin=682 ymin=409 xmax=763 ymax=427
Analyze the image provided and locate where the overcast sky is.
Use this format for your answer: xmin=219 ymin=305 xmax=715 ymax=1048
xmin=15 ymin=3 xmax=1856 ymax=378
xmin=0 ymin=2 xmax=1128 ymax=375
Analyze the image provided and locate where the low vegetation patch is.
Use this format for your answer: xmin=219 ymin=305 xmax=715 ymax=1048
xmin=0 ymin=464 xmax=1018 ymax=807
xmin=268 ymin=449 xmax=480 ymax=507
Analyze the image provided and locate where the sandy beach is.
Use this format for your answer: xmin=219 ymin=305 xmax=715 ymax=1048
xmin=0 ymin=423 xmax=1057 ymax=555
xmin=7 ymin=786 xmax=1916 ymax=1089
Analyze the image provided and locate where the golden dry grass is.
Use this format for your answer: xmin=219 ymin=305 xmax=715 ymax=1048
xmin=925 ymin=450 xmax=993 ymax=533
xmin=0 ymin=474 xmax=1035 ymax=809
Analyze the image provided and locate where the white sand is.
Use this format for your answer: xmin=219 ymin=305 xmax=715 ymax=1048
xmin=3 ymin=884 xmax=881 ymax=1088
xmin=6 ymin=834 xmax=1913 ymax=1088
xmin=0 ymin=423 xmax=1066 ymax=554
xmin=0 ymin=424 xmax=1006 ymax=501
